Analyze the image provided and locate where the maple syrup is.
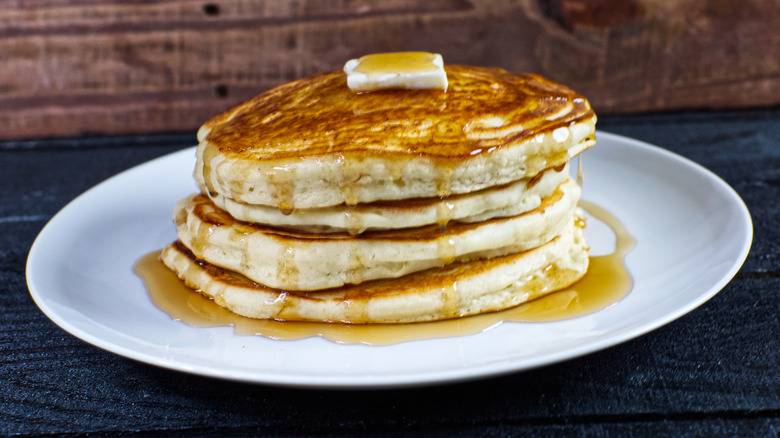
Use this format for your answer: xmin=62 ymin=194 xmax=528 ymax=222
xmin=352 ymin=52 xmax=440 ymax=76
xmin=134 ymin=201 xmax=633 ymax=345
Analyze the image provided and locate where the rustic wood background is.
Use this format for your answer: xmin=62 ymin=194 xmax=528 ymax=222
xmin=2 ymin=0 xmax=779 ymax=140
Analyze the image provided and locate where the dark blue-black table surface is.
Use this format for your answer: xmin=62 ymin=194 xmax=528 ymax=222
xmin=2 ymin=108 xmax=779 ymax=437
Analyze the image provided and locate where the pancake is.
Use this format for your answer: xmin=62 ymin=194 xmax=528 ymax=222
xmin=174 ymin=178 xmax=581 ymax=291
xmin=195 ymin=65 xmax=596 ymax=210
xmin=206 ymin=163 xmax=569 ymax=234
xmin=161 ymin=215 xmax=589 ymax=324
xmin=162 ymin=55 xmax=598 ymax=325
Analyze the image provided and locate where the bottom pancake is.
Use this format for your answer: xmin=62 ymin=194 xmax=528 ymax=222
xmin=161 ymin=216 xmax=589 ymax=324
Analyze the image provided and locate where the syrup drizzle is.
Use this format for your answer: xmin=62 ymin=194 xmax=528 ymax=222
xmin=135 ymin=202 xmax=634 ymax=346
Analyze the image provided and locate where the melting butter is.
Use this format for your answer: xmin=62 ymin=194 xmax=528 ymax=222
xmin=343 ymin=52 xmax=448 ymax=92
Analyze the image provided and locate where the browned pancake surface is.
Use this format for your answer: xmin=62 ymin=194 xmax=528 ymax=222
xmin=203 ymin=66 xmax=595 ymax=162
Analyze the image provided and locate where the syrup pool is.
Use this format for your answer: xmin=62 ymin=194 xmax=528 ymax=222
xmin=134 ymin=201 xmax=634 ymax=345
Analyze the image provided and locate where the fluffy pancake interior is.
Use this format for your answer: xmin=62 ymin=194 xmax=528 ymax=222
xmin=174 ymin=178 xmax=581 ymax=291
xmin=206 ymin=163 xmax=570 ymax=234
xmin=161 ymin=216 xmax=589 ymax=324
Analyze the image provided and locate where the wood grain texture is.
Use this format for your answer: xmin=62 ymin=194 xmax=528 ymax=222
xmin=1 ymin=0 xmax=779 ymax=139
xmin=1 ymin=109 xmax=779 ymax=435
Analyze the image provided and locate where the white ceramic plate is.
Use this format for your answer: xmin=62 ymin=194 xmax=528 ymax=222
xmin=27 ymin=132 xmax=752 ymax=388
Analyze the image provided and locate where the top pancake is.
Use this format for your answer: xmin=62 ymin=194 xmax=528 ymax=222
xmin=196 ymin=65 xmax=596 ymax=209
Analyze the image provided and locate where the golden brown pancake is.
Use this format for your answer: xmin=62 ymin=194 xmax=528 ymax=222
xmin=161 ymin=216 xmax=589 ymax=324
xmin=205 ymin=163 xmax=570 ymax=234
xmin=195 ymin=66 xmax=596 ymax=210
xmin=174 ymin=178 xmax=581 ymax=291
xmin=163 ymin=59 xmax=597 ymax=324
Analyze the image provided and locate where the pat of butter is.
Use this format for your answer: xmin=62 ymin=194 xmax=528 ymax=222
xmin=343 ymin=52 xmax=448 ymax=92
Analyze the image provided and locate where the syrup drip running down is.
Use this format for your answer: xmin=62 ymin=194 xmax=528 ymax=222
xmin=134 ymin=202 xmax=634 ymax=346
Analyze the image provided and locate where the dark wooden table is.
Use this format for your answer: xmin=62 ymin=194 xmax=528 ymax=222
xmin=2 ymin=108 xmax=778 ymax=436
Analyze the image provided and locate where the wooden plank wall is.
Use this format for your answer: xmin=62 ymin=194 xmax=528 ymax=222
xmin=2 ymin=0 xmax=779 ymax=140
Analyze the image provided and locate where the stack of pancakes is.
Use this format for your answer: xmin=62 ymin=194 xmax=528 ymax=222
xmin=161 ymin=65 xmax=597 ymax=324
